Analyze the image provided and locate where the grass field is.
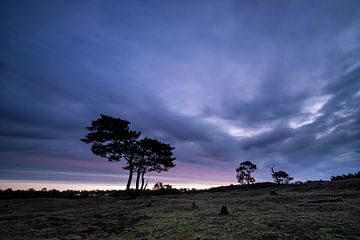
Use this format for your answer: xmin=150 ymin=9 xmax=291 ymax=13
xmin=1 ymin=179 xmax=359 ymax=239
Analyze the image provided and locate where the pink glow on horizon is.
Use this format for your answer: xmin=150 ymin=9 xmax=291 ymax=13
xmin=0 ymin=179 xmax=224 ymax=191
xmin=0 ymin=153 xmax=269 ymax=190
xmin=0 ymin=180 xmax=124 ymax=191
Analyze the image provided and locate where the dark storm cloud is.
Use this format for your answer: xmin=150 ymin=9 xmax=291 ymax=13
xmin=219 ymin=72 xmax=310 ymax=126
xmin=237 ymin=60 xmax=360 ymax=177
xmin=240 ymin=127 xmax=295 ymax=151
xmin=1 ymin=0 xmax=360 ymax=186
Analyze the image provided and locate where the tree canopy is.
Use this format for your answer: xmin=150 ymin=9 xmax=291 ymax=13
xmin=81 ymin=114 xmax=176 ymax=193
xmin=271 ymin=168 xmax=293 ymax=184
xmin=130 ymin=137 xmax=176 ymax=191
xmin=236 ymin=160 xmax=257 ymax=185
xmin=81 ymin=114 xmax=141 ymax=162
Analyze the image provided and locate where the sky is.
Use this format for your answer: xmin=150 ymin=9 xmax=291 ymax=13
xmin=1 ymin=0 xmax=360 ymax=190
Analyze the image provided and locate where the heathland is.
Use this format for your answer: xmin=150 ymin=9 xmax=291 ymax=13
xmin=1 ymin=179 xmax=359 ymax=240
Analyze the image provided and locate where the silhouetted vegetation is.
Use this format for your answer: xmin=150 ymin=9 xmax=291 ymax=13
xmin=2 ymin=178 xmax=359 ymax=239
xmin=236 ymin=160 xmax=257 ymax=184
xmin=153 ymin=182 xmax=173 ymax=191
xmin=131 ymin=138 xmax=176 ymax=192
xmin=0 ymin=186 xmax=196 ymax=200
xmin=271 ymin=167 xmax=293 ymax=184
xmin=81 ymin=114 xmax=176 ymax=194
xmin=81 ymin=114 xmax=141 ymax=192
xmin=207 ymin=182 xmax=276 ymax=193
xmin=153 ymin=182 xmax=164 ymax=190
xmin=331 ymin=171 xmax=360 ymax=181
xmin=0 ymin=188 xmax=122 ymax=200
xmin=0 ymin=183 xmax=277 ymax=200
xmin=2 ymin=170 xmax=359 ymax=200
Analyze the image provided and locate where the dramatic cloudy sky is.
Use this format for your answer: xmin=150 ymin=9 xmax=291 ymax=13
xmin=1 ymin=0 xmax=360 ymax=190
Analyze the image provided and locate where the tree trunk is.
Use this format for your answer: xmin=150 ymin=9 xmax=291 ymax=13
xmin=271 ymin=167 xmax=280 ymax=184
xmin=126 ymin=158 xmax=134 ymax=191
xmin=144 ymin=177 xmax=149 ymax=190
xmin=135 ymin=168 xmax=141 ymax=191
xmin=136 ymin=152 xmax=145 ymax=192
xmin=140 ymin=170 xmax=146 ymax=190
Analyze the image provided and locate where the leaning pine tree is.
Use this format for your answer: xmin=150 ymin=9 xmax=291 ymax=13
xmin=81 ymin=114 xmax=141 ymax=192
xmin=132 ymin=137 xmax=176 ymax=192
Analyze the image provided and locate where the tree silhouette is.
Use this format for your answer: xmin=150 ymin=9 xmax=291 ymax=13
xmin=132 ymin=138 xmax=153 ymax=191
xmin=81 ymin=114 xmax=141 ymax=191
xmin=331 ymin=171 xmax=360 ymax=181
xmin=132 ymin=138 xmax=176 ymax=191
xmin=153 ymin=182 xmax=164 ymax=190
xmin=236 ymin=161 xmax=257 ymax=185
xmin=271 ymin=167 xmax=293 ymax=184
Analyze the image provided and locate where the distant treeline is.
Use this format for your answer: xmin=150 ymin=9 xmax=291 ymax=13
xmin=0 ymin=181 xmax=307 ymax=200
xmin=0 ymin=187 xmax=200 ymax=200
xmin=1 ymin=171 xmax=358 ymax=200
xmin=331 ymin=171 xmax=360 ymax=181
xmin=0 ymin=188 xmax=117 ymax=200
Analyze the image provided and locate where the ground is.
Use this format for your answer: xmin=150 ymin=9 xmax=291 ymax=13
xmin=1 ymin=179 xmax=359 ymax=240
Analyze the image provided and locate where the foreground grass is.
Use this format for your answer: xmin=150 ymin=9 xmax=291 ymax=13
xmin=1 ymin=179 xmax=359 ymax=239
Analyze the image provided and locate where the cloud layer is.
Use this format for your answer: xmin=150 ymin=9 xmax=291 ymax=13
xmin=1 ymin=0 xmax=360 ymax=189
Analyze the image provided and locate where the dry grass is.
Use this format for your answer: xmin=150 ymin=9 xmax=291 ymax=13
xmin=1 ymin=179 xmax=359 ymax=239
